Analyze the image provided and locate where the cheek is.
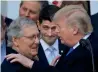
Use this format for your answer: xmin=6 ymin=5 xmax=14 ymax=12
xmin=19 ymin=8 xmax=24 ymax=16
xmin=30 ymin=14 xmax=39 ymax=20
xmin=41 ymin=30 xmax=47 ymax=35
xmin=20 ymin=38 xmax=30 ymax=47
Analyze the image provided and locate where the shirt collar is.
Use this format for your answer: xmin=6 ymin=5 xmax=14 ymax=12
xmin=73 ymin=33 xmax=91 ymax=49
xmin=40 ymin=39 xmax=58 ymax=51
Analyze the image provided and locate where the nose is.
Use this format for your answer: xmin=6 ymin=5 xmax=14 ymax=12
xmin=25 ymin=11 xmax=29 ymax=17
xmin=48 ymin=29 xmax=52 ymax=36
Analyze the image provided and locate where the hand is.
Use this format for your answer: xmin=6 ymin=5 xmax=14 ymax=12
xmin=50 ymin=55 xmax=61 ymax=66
xmin=6 ymin=53 xmax=34 ymax=69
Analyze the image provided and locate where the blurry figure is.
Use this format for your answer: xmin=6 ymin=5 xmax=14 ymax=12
xmin=37 ymin=5 xmax=69 ymax=66
xmin=1 ymin=15 xmax=7 ymax=64
xmin=4 ymin=1 xmax=49 ymax=27
xmin=1 ymin=17 xmax=39 ymax=72
xmin=19 ymin=1 xmax=49 ymax=22
xmin=52 ymin=0 xmax=62 ymax=7
xmin=60 ymin=1 xmax=90 ymax=15
xmin=5 ymin=17 xmax=13 ymax=27
xmin=91 ymin=12 xmax=98 ymax=37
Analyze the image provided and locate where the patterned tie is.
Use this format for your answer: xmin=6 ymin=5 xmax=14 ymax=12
xmin=47 ymin=47 xmax=56 ymax=65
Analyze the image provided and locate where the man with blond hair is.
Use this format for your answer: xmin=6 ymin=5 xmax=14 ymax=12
xmin=53 ymin=5 xmax=98 ymax=72
xmin=4 ymin=5 xmax=98 ymax=72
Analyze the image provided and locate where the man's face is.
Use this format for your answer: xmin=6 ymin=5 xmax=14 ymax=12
xmin=54 ymin=16 xmax=73 ymax=47
xmin=39 ymin=20 xmax=58 ymax=45
xmin=19 ymin=1 xmax=40 ymax=22
xmin=14 ymin=25 xmax=39 ymax=59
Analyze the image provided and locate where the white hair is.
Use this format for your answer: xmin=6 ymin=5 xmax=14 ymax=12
xmin=7 ymin=17 xmax=37 ymax=47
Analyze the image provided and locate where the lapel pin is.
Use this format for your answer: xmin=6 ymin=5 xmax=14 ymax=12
xmin=61 ymin=50 xmax=63 ymax=53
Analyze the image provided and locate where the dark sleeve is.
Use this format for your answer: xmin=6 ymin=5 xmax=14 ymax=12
xmin=1 ymin=59 xmax=20 ymax=72
xmin=30 ymin=60 xmax=59 ymax=72
xmin=5 ymin=17 xmax=13 ymax=27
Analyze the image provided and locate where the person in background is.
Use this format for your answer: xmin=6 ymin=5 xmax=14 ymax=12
xmin=91 ymin=12 xmax=98 ymax=38
xmin=1 ymin=15 xmax=7 ymax=64
xmin=4 ymin=1 xmax=49 ymax=27
xmin=1 ymin=17 xmax=39 ymax=72
xmin=19 ymin=1 xmax=49 ymax=23
xmin=37 ymin=5 xmax=69 ymax=67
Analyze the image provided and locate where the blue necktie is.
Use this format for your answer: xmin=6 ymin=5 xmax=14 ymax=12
xmin=66 ymin=48 xmax=73 ymax=56
xmin=47 ymin=47 xmax=56 ymax=65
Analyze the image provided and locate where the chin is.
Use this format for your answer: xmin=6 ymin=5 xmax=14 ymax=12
xmin=32 ymin=52 xmax=38 ymax=56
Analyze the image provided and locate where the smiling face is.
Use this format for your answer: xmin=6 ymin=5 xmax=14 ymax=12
xmin=13 ymin=25 xmax=39 ymax=59
xmin=39 ymin=20 xmax=58 ymax=45
xmin=19 ymin=1 xmax=40 ymax=22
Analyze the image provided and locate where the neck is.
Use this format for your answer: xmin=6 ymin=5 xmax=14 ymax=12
xmin=70 ymin=34 xmax=84 ymax=47
xmin=12 ymin=45 xmax=19 ymax=52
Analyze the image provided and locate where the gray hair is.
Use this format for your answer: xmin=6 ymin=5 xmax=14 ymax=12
xmin=7 ymin=17 xmax=37 ymax=47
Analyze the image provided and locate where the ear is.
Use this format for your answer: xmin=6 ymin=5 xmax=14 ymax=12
xmin=12 ymin=37 xmax=20 ymax=52
xmin=36 ymin=20 xmax=41 ymax=30
xmin=12 ymin=37 xmax=19 ymax=47
xmin=72 ymin=24 xmax=79 ymax=35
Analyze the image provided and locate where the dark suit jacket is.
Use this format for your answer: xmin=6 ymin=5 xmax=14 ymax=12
xmin=1 ymin=47 xmax=30 ymax=72
xmin=5 ymin=17 xmax=13 ymax=27
xmin=91 ymin=13 xmax=98 ymax=37
xmin=55 ymin=32 xmax=98 ymax=72
xmin=31 ymin=33 xmax=98 ymax=72
xmin=38 ymin=39 xmax=69 ymax=67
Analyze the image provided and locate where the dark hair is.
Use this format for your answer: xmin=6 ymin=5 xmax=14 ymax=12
xmin=1 ymin=15 xmax=4 ymax=27
xmin=20 ymin=1 xmax=49 ymax=11
xmin=60 ymin=1 xmax=90 ymax=15
xmin=39 ymin=5 xmax=60 ymax=24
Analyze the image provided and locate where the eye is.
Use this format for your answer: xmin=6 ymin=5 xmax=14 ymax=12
xmin=43 ymin=26 xmax=49 ymax=30
xmin=22 ymin=7 xmax=27 ymax=12
xmin=51 ymin=26 xmax=56 ymax=30
xmin=30 ymin=10 xmax=36 ymax=14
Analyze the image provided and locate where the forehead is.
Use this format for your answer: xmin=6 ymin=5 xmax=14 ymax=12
xmin=22 ymin=25 xmax=39 ymax=36
xmin=53 ymin=15 xmax=66 ymax=24
xmin=41 ymin=20 xmax=56 ymax=27
xmin=22 ymin=1 xmax=41 ymax=10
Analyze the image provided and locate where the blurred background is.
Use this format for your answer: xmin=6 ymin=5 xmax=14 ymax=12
xmin=0 ymin=0 xmax=98 ymax=20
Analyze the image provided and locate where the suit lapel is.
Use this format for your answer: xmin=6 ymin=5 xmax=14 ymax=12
xmin=62 ymin=45 xmax=90 ymax=66
xmin=38 ymin=43 xmax=49 ymax=66
xmin=58 ymin=39 xmax=69 ymax=55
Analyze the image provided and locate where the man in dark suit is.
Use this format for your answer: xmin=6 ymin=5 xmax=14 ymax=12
xmin=52 ymin=5 xmax=98 ymax=72
xmin=1 ymin=15 xmax=7 ymax=64
xmin=37 ymin=5 xmax=69 ymax=66
xmin=91 ymin=12 xmax=98 ymax=38
xmin=1 ymin=17 xmax=39 ymax=72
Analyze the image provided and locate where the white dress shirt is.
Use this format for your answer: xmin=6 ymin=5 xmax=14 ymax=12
xmin=40 ymin=39 xmax=60 ymax=64
xmin=73 ymin=33 xmax=91 ymax=49
xmin=66 ymin=33 xmax=91 ymax=56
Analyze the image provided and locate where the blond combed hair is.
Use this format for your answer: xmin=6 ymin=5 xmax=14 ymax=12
xmin=54 ymin=5 xmax=93 ymax=35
